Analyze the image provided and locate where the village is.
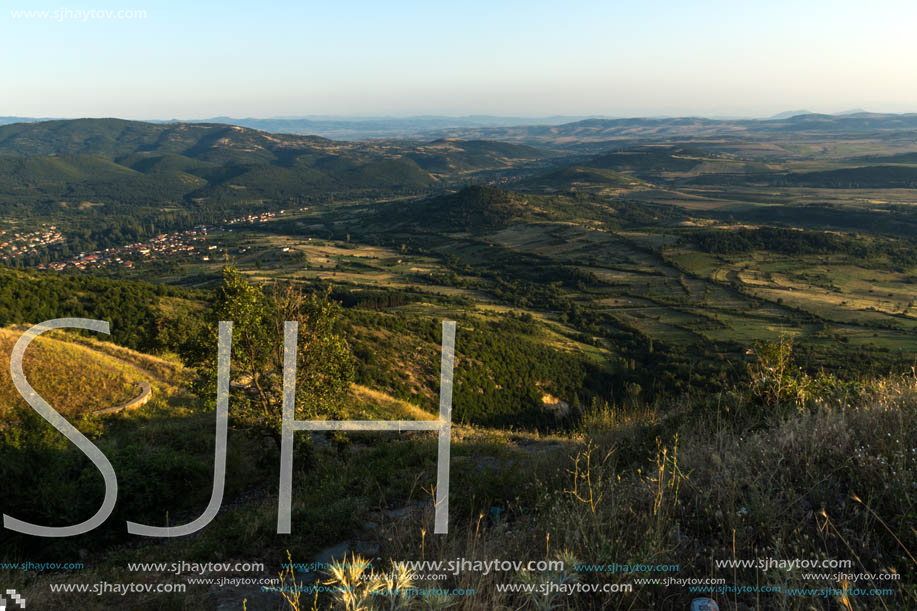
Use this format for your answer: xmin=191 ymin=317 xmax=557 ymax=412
xmin=39 ymin=225 xmax=211 ymax=271
xmin=0 ymin=226 xmax=65 ymax=260
xmin=10 ymin=209 xmax=295 ymax=272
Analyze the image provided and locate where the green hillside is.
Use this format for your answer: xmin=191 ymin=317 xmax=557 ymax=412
xmin=0 ymin=119 xmax=329 ymax=159
xmin=0 ymin=120 xmax=562 ymax=229
xmin=405 ymin=138 xmax=550 ymax=174
xmin=364 ymin=185 xmax=552 ymax=232
xmin=691 ymin=165 xmax=917 ymax=188
xmin=786 ymin=165 xmax=917 ymax=188
xmin=523 ymin=165 xmax=647 ymax=192
xmin=587 ymin=146 xmax=704 ymax=175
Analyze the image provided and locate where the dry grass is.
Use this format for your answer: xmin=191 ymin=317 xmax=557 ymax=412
xmin=344 ymin=385 xmax=438 ymax=421
xmin=0 ymin=328 xmax=149 ymax=420
xmin=303 ymin=372 xmax=916 ymax=610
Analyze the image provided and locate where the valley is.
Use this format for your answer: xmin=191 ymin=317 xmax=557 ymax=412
xmin=1 ymin=115 xmax=915 ymax=610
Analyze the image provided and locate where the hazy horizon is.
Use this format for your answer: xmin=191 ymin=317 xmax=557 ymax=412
xmin=1 ymin=109 xmax=912 ymax=124
xmin=4 ymin=0 xmax=917 ymax=119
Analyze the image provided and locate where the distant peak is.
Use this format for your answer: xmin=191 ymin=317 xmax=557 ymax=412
xmin=767 ymin=110 xmax=815 ymax=120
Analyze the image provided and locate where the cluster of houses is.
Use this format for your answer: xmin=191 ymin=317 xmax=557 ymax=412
xmin=38 ymin=226 xmax=211 ymax=271
xmin=0 ymin=227 xmax=65 ymax=260
xmin=223 ymin=211 xmax=281 ymax=225
xmin=220 ymin=208 xmax=307 ymax=226
xmin=12 ymin=207 xmax=300 ymax=272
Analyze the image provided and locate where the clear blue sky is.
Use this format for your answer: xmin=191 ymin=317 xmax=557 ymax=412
xmin=2 ymin=0 xmax=915 ymax=119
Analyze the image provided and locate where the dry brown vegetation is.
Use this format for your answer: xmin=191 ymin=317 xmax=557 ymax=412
xmin=0 ymin=328 xmax=148 ymax=419
xmin=306 ymin=361 xmax=916 ymax=610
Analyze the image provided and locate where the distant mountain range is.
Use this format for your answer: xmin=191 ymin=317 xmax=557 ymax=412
xmin=174 ymin=115 xmax=596 ymax=140
xmin=0 ymin=115 xmax=600 ymax=140
xmin=420 ymin=113 xmax=917 ymax=148
xmin=3 ymin=110 xmax=915 ymax=143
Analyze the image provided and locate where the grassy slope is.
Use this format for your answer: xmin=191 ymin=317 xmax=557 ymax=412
xmin=0 ymin=327 xmax=183 ymax=419
xmin=14 ymin=363 xmax=915 ymax=610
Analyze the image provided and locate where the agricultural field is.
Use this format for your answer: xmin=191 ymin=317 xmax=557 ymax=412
xmin=121 ymin=176 xmax=917 ymax=395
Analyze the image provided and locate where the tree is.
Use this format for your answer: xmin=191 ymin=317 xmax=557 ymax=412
xmin=748 ymin=336 xmax=808 ymax=408
xmin=196 ymin=267 xmax=354 ymax=445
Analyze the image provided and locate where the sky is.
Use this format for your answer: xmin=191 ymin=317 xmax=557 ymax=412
xmin=2 ymin=0 xmax=916 ymax=120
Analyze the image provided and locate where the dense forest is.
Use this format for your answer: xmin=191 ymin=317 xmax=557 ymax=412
xmin=0 ymin=266 xmax=178 ymax=348
xmin=690 ymin=226 xmax=917 ymax=266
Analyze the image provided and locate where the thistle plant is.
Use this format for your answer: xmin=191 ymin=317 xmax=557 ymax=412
xmin=325 ymin=553 xmax=383 ymax=611
xmin=378 ymin=560 xmax=415 ymax=610
xmin=516 ymin=550 xmax=579 ymax=611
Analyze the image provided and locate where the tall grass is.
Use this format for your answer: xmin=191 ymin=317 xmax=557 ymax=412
xmin=291 ymin=365 xmax=915 ymax=610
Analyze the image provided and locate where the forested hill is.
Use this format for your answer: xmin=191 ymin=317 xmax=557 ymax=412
xmin=0 ymin=266 xmax=190 ymax=350
xmin=0 ymin=119 xmax=555 ymax=218
xmin=0 ymin=118 xmax=336 ymax=159
xmin=0 ymin=119 xmax=549 ymax=172
xmin=395 ymin=185 xmax=542 ymax=232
